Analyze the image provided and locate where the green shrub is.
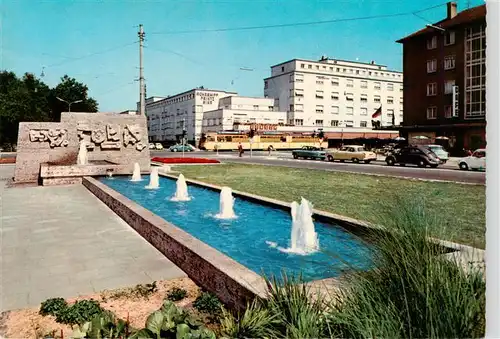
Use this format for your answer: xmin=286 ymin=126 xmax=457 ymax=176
xmin=167 ymin=287 xmax=188 ymax=301
xmin=39 ymin=298 xmax=68 ymax=317
xmin=72 ymin=310 xmax=131 ymax=339
xmin=134 ymin=281 xmax=157 ymax=298
xmin=193 ymin=292 xmax=222 ymax=315
xmin=56 ymin=299 xmax=104 ymax=325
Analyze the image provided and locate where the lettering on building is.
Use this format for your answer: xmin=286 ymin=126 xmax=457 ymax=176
xmin=197 ymin=92 xmax=219 ymax=105
xmin=29 ymin=129 xmax=69 ymax=148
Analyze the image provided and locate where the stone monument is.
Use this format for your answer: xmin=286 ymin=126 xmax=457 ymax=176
xmin=14 ymin=112 xmax=151 ymax=185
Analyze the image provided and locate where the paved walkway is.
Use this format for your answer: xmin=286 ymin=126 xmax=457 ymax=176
xmin=0 ymin=165 xmax=186 ymax=311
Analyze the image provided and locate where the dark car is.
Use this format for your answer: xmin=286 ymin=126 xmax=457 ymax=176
xmin=385 ymin=145 xmax=441 ymax=168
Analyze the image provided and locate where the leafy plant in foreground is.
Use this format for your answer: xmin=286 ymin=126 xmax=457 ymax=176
xmin=72 ymin=310 xmax=130 ymax=339
xmin=130 ymin=300 xmax=216 ymax=339
xmin=193 ymin=292 xmax=222 ymax=315
xmin=167 ymin=287 xmax=188 ymax=301
xmin=39 ymin=297 xmax=68 ymax=317
xmin=56 ymin=299 xmax=104 ymax=325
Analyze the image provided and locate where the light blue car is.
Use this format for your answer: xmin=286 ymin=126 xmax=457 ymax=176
xmin=169 ymin=144 xmax=194 ymax=152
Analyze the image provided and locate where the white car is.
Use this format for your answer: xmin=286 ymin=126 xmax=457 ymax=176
xmin=155 ymin=143 xmax=164 ymax=150
xmin=424 ymin=144 xmax=449 ymax=163
xmin=149 ymin=143 xmax=155 ymax=150
xmin=458 ymin=148 xmax=486 ymax=171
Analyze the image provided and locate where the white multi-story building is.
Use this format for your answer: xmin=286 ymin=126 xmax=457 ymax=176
xmin=202 ymin=96 xmax=286 ymax=133
xmin=264 ymin=57 xmax=404 ymax=129
xmin=145 ymin=88 xmax=236 ymax=143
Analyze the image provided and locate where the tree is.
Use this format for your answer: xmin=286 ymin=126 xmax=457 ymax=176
xmin=48 ymin=75 xmax=98 ymax=121
xmin=0 ymin=71 xmax=51 ymax=145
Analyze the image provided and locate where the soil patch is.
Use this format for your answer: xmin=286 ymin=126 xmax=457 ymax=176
xmin=0 ymin=277 xmax=201 ymax=339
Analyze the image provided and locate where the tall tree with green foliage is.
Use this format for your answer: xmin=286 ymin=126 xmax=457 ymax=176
xmin=48 ymin=75 xmax=98 ymax=121
xmin=0 ymin=71 xmax=99 ymax=147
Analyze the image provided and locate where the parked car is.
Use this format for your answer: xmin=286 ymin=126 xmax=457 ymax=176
xmin=326 ymin=145 xmax=377 ymax=164
xmin=169 ymin=144 xmax=194 ymax=152
xmin=424 ymin=144 xmax=449 ymax=163
xmin=385 ymin=145 xmax=441 ymax=168
xmin=155 ymin=143 xmax=164 ymax=150
xmin=292 ymin=146 xmax=326 ymax=160
xmin=458 ymin=148 xmax=486 ymax=171
xmin=149 ymin=143 xmax=156 ymax=150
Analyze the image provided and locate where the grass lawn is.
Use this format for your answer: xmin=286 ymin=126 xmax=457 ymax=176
xmin=173 ymin=163 xmax=485 ymax=248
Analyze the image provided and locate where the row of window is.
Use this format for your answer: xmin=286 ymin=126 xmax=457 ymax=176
xmin=426 ymin=31 xmax=455 ymax=50
xmin=292 ymin=104 xmax=401 ymax=117
xmin=426 ymin=55 xmax=456 ymax=73
xmin=289 ymin=74 xmax=402 ymax=91
xmin=291 ymin=89 xmax=402 ymax=104
xmin=293 ymin=119 xmax=401 ymax=128
xmin=426 ymin=105 xmax=456 ymax=119
xmin=293 ymin=62 xmax=403 ymax=80
xmin=426 ymin=80 xmax=456 ymax=96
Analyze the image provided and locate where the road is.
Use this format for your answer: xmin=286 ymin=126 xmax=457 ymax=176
xmin=151 ymin=150 xmax=485 ymax=185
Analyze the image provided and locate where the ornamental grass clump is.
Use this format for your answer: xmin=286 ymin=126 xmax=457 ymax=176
xmin=325 ymin=197 xmax=485 ymax=338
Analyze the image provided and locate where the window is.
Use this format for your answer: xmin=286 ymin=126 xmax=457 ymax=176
xmin=331 ymin=92 xmax=339 ymax=100
xmin=316 ymin=105 xmax=324 ymax=114
xmin=427 ymin=106 xmax=437 ymax=119
xmin=444 ymin=55 xmax=456 ymax=70
xmin=387 ymin=83 xmax=394 ymax=91
xmin=360 ymin=80 xmax=368 ymax=88
xmin=345 ymin=120 xmax=354 ymax=127
xmin=289 ymin=74 xmax=294 ymax=83
xmin=360 ymin=94 xmax=368 ymax=103
xmin=295 ymin=89 xmax=304 ymax=97
xmin=331 ymin=78 xmax=339 ymax=86
xmin=281 ymin=66 xmax=285 ymax=72
xmin=295 ymin=104 xmax=304 ymax=112
xmin=374 ymin=95 xmax=381 ymax=103
xmin=387 ymin=109 xmax=394 ymax=117
xmin=315 ymin=90 xmax=324 ymax=99
xmin=445 ymin=31 xmax=455 ymax=45
xmin=427 ymin=83 xmax=437 ymax=96
xmin=427 ymin=36 xmax=437 ymax=49
xmin=300 ymin=63 xmax=305 ymax=68
xmin=444 ymin=105 xmax=452 ymax=118
xmin=346 ymin=79 xmax=354 ymax=87
xmin=253 ymin=105 xmax=259 ymax=110
xmin=346 ymin=107 xmax=354 ymax=115
xmin=331 ymin=106 xmax=339 ymax=114
xmin=360 ymin=121 xmax=367 ymax=128
xmin=444 ymin=80 xmax=455 ymax=94
xmin=295 ymin=119 xmax=303 ymax=126
xmin=289 ymin=104 xmax=294 ymax=111
xmin=346 ymin=93 xmax=354 ymax=101
xmin=308 ymin=64 xmax=312 ymax=69
xmin=427 ymin=59 xmax=437 ymax=73
xmin=264 ymin=81 xmax=268 ymax=89
xmin=387 ymin=96 xmax=394 ymax=104
xmin=374 ymin=82 xmax=381 ymax=90
xmin=360 ymin=107 xmax=368 ymax=115
xmin=465 ymin=24 xmax=486 ymax=118
xmin=331 ymin=120 xmax=339 ymax=127
xmin=316 ymin=80 xmax=324 ymax=85
xmin=315 ymin=120 xmax=324 ymax=126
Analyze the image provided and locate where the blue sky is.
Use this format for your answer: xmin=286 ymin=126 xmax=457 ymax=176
xmin=2 ymin=0 xmax=484 ymax=112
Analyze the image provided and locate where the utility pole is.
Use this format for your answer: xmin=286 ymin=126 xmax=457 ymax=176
xmin=138 ymin=24 xmax=145 ymax=115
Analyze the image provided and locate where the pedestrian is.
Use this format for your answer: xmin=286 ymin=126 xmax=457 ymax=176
xmin=238 ymin=143 xmax=244 ymax=157
xmin=267 ymin=145 xmax=273 ymax=156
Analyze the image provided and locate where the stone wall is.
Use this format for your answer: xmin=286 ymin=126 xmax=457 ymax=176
xmin=14 ymin=113 xmax=151 ymax=183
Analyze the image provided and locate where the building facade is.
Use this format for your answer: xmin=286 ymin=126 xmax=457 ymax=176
xmin=397 ymin=2 xmax=486 ymax=152
xmin=145 ymin=88 xmax=236 ymax=143
xmin=263 ymin=57 xmax=403 ymax=129
xmin=202 ymin=96 xmax=287 ymax=133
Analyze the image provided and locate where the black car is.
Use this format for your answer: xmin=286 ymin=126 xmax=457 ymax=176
xmin=385 ymin=146 xmax=441 ymax=168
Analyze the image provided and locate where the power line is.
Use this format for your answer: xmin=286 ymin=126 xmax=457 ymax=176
xmin=45 ymin=41 xmax=138 ymax=68
xmin=149 ymin=1 xmax=450 ymax=35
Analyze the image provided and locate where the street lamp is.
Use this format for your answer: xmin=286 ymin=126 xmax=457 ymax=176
xmin=56 ymin=97 xmax=83 ymax=113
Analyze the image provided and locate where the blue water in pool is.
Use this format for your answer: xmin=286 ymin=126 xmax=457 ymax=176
xmin=100 ymin=175 xmax=373 ymax=282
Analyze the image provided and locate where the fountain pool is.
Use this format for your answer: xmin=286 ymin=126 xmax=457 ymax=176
xmin=100 ymin=175 xmax=373 ymax=282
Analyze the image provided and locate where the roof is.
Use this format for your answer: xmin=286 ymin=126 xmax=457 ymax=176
xmin=269 ymin=58 xmax=389 ymax=69
xmin=397 ymin=4 xmax=485 ymax=43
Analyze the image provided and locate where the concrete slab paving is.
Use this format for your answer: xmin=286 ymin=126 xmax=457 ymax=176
xmin=0 ymin=165 xmax=186 ymax=312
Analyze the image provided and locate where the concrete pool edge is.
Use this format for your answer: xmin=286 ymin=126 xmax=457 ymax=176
xmin=158 ymin=172 xmax=484 ymax=271
xmin=82 ymin=176 xmax=268 ymax=311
